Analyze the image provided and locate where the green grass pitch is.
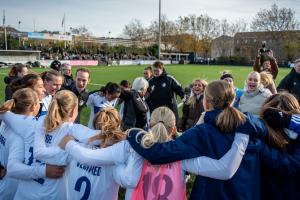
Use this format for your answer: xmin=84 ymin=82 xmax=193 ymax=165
xmin=0 ymin=64 xmax=291 ymax=198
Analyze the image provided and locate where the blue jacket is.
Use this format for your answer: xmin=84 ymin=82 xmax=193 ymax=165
xmin=259 ymin=132 xmax=300 ymax=200
xmin=127 ymin=110 xmax=300 ymax=200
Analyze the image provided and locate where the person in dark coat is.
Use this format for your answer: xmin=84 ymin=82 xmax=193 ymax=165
xmin=147 ymin=61 xmax=184 ymax=126
xmin=259 ymin=92 xmax=300 ymax=200
xmin=120 ymin=77 xmax=149 ymax=131
xmin=127 ymin=80 xmax=300 ymax=200
xmin=277 ymin=58 xmax=300 ymax=102
xmin=180 ymin=79 xmax=207 ymax=131
xmin=253 ymin=50 xmax=278 ymax=79
xmin=4 ymin=63 xmax=28 ymax=101
xmin=66 ymin=68 xmax=90 ymax=123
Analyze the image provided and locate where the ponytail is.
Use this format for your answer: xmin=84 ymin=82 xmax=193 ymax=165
xmin=44 ymin=90 xmax=78 ymax=133
xmin=141 ymin=122 xmax=170 ymax=148
xmin=139 ymin=107 xmax=175 ymax=148
xmin=260 ymin=92 xmax=300 ymax=150
xmin=0 ymin=88 xmax=38 ymax=114
xmin=44 ymin=99 xmax=64 ymax=132
xmin=205 ymin=80 xmax=246 ymax=133
xmin=216 ymin=106 xmax=246 ymax=133
xmin=0 ymin=99 xmax=15 ymax=113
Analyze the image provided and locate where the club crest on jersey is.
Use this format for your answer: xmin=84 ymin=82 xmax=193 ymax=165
xmin=162 ymin=83 xmax=166 ymax=87
xmin=151 ymin=85 xmax=155 ymax=91
xmin=79 ymin=99 xmax=84 ymax=106
xmin=45 ymin=134 xmax=53 ymax=144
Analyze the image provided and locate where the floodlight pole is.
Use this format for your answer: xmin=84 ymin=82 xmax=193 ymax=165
xmin=18 ymin=21 xmax=21 ymax=47
xmin=158 ymin=0 xmax=161 ymax=60
xmin=3 ymin=9 xmax=7 ymax=50
xmin=64 ymin=13 xmax=66 ymax=49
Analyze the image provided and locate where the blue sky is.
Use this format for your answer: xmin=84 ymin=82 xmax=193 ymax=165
xmin=1 ymin=0 xmax=299 ymax=37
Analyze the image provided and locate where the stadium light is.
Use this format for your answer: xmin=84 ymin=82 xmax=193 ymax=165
xmin=158 ymin=0 xmax=161 ymax=60
xmin=3 ymin=9 xmax=7 ymax=50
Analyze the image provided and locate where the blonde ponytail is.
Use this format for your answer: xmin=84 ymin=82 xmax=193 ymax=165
xmin=44 ymin=90 xmax=78 ymax=133
xmin=0 ymin=99 xmax=15 ymax=113
xmin=44 ymin=99 xmax=63 ymax=132
xmin=140 ymin=107 xmax=176 ymax=148
xmin=0 ymin=88 xmax=38 ymax=114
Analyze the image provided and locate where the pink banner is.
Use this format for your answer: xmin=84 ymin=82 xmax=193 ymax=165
xmin=69 ymin=60 xmax=98 ymax=66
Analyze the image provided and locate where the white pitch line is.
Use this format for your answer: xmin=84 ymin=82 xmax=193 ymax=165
xmin=89 ymin=83 xmax=105 ymax=86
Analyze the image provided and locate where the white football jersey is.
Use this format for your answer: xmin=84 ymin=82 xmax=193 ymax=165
xmin=40 ymin=95 xmax=52 ymax=116
xmin=86 ymin=93 xmax=117 ymax=129
xmin=27 ymin=120 xmax=99 ymax=200
xmin=66 ymin=144 xmax=119 ymax=200
xmin=0 ymin=123 xmax=19 ymax=200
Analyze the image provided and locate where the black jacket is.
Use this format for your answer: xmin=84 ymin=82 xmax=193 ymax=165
xmin=62 ymin=74 xmax=74 ymax=89
xmin=277 ymin=68 xmax=300 ymax=101
xmin=181 ymin=94 xmax=204 ymax=131
xmin=147 ymin=72 xmax=184 ymax=122
xmin=4 ymin=76 xmax=18 ymax=101
xmin=120 ymin=90 xmax=148 ymax=130
xmin=67 ymin=83 xmax=89 ymax=123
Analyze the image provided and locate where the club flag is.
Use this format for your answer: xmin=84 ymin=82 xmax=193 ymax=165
xmin=61 ymin=13 xmax=65 ymax=27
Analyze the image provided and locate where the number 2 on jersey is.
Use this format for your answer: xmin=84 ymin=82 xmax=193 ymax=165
xmin=28 ymin=147 xmax=45 ymax=184
xmin=75 ymin=176 xmax=91 ymax=200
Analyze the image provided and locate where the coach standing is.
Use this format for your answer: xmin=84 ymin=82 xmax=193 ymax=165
xmin=66 ymin=68 xmax=90 ymax=123
xmin=147 ymin=61 xmax=184 ymax=125
xmin=277 ymin=58 xmax=300 ymax=102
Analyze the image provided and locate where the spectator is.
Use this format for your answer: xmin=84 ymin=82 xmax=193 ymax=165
xmin=220 ymin=71 xmax=243 ymax=108
xmin=119 ymin=77 xmax=149 ymax=131
xmin=277 ymin=58 xmax=300 ymax=102
xmin=66 ymin=68 xmax=90 ymax=123
xmin=147 ymin=61 xmax=184 ymax=126
xmin=239 ymin=71 xmax=272 ymax=116
xmin=180 ymin=79 xmax=207 ymax=132
xmin=4 ymin=63 xmax=28 ymax=101
xmin=253 ymin=50 xmax=278 ymax=79
xmin=50 ymin=56 xmax=61 ymax=71
xmin=143 ymin=66 xmax=153 ymax=81
xmin=61 ymin=63 xmax=74 ymax=89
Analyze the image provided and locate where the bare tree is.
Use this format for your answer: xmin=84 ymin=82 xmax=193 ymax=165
xmin=193 ymin=14 xmax=220 ymax=58
xmin=70 ymin=25 xmax=91 ymax=36
xmin=220 ymin=19 xmax=248 ymax=37
xmin=123 ymin=19 xmax=146 ymax=46
xmin=214 ymin=19 xmax=248 ymax=58
xmin=251 ymin=4 xmax=299 ymax=31
xmin=150 ymin=15 xmax=178 ymax=51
